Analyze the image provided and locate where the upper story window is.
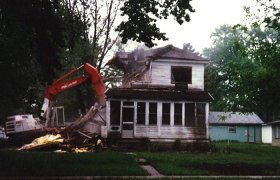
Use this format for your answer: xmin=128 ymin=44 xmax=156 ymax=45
xmin=171 ymin=66 xmax=192 ymax=86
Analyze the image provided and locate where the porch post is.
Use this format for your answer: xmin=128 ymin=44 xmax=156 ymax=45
xmin=205 ymin=103 xmax=209 ymax=140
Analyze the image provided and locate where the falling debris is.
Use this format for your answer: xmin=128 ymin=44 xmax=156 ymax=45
xmin=18 ymin=134 xmax=64 ymax=151
xmin=18 ymin=106 xmax=105 ymax=152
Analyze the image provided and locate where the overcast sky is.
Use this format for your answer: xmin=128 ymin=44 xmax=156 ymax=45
xmin=155 ymin=0 xmax=256 ymax=53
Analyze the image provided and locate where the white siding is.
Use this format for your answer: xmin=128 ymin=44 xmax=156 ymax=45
xmin=134 ymin=126 xmax=206 ymax=139
xmin=151 ymin=59 xmax=205 ymax=90
xmin=262 ymin=125 xmax=272 ymax=143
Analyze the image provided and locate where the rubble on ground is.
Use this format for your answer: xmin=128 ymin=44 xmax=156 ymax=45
xmin=18 ymin=106 xmax=105 ymax=152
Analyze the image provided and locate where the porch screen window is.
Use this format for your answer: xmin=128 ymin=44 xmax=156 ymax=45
xmin=162 ymin=103 xmax=170 ymax=125
xmin=174 ymin=103 xmax=182 ymax=125
xmin=185 ymin=103 xmax=195 ymax=127
xmin=110 ymin=101 xmax=120 ymax=125
xmin=137 ymin=102 xmax=146 ymax=125
xmin=275 ymin=126 xmax=280 ymax=139
xmin=171 ymin=66 xmax=192 ymax=84
xmin=196 ymin=103 xmax=206 ymax=127
xmin=149 ymin=103 xmax=157 ymax=125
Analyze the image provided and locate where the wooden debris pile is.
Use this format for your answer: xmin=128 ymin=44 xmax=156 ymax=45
xmin=18 ymin=106 xmax=105 ymax=152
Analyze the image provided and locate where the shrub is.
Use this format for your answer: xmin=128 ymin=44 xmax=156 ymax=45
xmin=173 ymin=139 xmax=182 ymax=151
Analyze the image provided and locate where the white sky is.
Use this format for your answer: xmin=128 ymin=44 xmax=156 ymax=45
xmin=155 ymin=0 xmax=256 ymax=53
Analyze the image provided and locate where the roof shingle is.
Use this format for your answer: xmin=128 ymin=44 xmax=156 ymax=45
xmin=209 ymin=112 xmax=264 ymax=125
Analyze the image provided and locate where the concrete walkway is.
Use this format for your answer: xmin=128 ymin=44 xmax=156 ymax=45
xmin=137 ymin=158 xmax=164 ymax=177
xmin=141 ymin=165 xmax=164 ymax=177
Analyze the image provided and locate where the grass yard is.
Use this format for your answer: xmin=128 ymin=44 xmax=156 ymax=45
xmin=0 ymin=150 xmax=147 ymax=177
xmin=137 ymin=142 xmax=280 ymax=176
xmin=1 ymin=142 xmax=280 ymax=177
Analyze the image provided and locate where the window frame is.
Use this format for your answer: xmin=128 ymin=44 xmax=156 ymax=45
xmin=149 ymin=102 xmax=157 ymax=125
xmin=228 ymin=126 xmax=237 ymax=133
xmin=136 ymin=102 xmax=146 ymax=125
xmin=162 ymin=103 xmax=171 ymax=125
xmin=171 ymin=66 xmax=192 ymax=85
xmin=174 ymin=103 xmax=183 ymax=126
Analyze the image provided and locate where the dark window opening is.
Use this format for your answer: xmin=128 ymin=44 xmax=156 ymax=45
xmin=149 ymin=103 xmax=157 ymax=125
xmin=196 ymin=103 xmax=206 ymax=127
xmin=110 ymin=101 xmax=121 ymax=125
xmin=123 ymin=101 xmax=134 ymax=106
xmin=174 ymin=103 xmax=182 ymax=125
xmin=228 ymin=126 xmax=236 ymax=133
xmin=122 ymin=107 xmax=134 ymax=123
xmin=137 ymin=102 xmax=146 ymax=125
xmin=171 ymin=66 xmax=192 ymax=88
xmin=162 ymin=103 xmax=170 ymax=125
xmin=185 ymin=103 xmax=195 ymax=127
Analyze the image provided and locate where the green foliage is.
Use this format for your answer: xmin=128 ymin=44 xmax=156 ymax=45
xmin=0 ymin=0 xmax=196 ymax=123
xmin=204 ymin=22 xmax=280 ymax=122
xmin=116 ymin=0 xmax=195 ymax=47
xmin=173 ymin=139 xmax=182 ymax=151
xmin=148 ymin=142 xmax=160 ymax=152
xmin=0 ymin=0 xmax=65 ymax=122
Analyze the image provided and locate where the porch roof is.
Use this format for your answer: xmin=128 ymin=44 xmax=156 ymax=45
xmin=105 ymin=88 xmax=213 ymax=102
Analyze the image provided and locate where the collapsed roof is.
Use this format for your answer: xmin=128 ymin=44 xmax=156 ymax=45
xmin=106 ymin=44 xmax=208 ymax=87
xmin=107 ymin=44 xmax=208 ymax=73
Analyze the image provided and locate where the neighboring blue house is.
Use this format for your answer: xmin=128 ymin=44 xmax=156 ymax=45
xmin=209 ymin=112 xmax=264 ymax=143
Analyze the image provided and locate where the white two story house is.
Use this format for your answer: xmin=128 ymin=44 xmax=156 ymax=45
xmin=105 ymin=44 xmax=213 ymax=142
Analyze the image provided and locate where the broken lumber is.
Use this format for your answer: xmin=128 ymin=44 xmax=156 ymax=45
xmin=60 ymin=106 xmax=98 ymax=135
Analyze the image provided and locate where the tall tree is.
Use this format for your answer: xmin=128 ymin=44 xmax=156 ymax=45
xmin=0 ymin=0 xmax=65 ymax=122
xmin=205 ymin=23 xmax=280 ymax=122
xmin=0 ymin=0 xmax=196 ymax=123
xmin=117 ymin=0 xmax=195 ymax=47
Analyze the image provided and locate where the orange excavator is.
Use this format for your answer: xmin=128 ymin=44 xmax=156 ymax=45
xmin=41 ymin=63 xmax=106 ymax=126
xmin=6 ymin=63 xmax=106 ymax=142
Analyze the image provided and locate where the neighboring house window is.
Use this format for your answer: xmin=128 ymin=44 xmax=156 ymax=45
xmin=137 ymin=102 xmax=146 ymax=125
xmin=275 ymin=126 xmax=280 ymax=139
xmin=171 ymin=66 xmax=192 ymax=86
xmin=110 ymin=101 xmax=121 ymax=125
xmin=196 ymin=103 xmax=206 ymax=127
xmin=228 ymin=126 xmax=236 ymax=133
xmin=162 ymin=103 xmax=170 ymax=125
xmin=149 ymin=102 xmax=157 ymax=125
xmin=174 ymin=103 xmax=183 ymax=125
xmin=185 ymin=103 xmax=195 ymax=127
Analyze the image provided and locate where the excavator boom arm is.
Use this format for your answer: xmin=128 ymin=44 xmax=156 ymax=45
xmin=41 ymin=63 xmax=106 ymax=117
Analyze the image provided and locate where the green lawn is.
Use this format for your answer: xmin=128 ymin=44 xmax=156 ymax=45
xmin=0 ymin=151 xmax=147 ymax=176
xmin=137 ymin=142 xmax=280 ymax=176
xmin=1 ymin=142 xmax=280 ymax=177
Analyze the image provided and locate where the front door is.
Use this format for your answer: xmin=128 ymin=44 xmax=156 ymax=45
xmin=122 ymin=107 xmax=134 ymax=138
xmin=247 ymin=126 xmax=255 ymax=143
